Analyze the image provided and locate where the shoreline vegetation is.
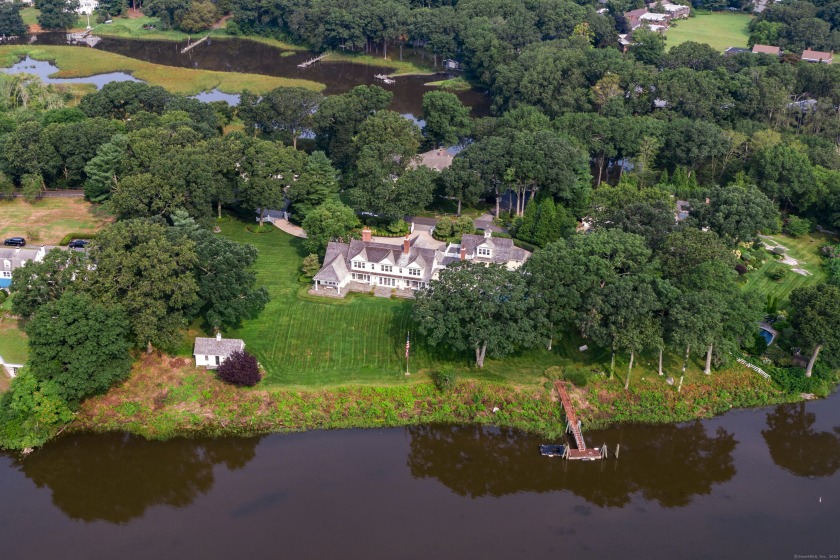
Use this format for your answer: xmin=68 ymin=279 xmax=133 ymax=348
xmin=69 ymin=353 xmax=794 ymax=442
xmin=0 ymin=45 xmax=325 ymax=95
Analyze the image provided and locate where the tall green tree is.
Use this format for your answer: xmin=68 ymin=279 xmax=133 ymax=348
xmin=172 ymin=213 xmax=270 ymax=330
xmin=286 ymin=151 xmax=340 ymax=220
xmin=668 ymin=261 xmax=760 ymax=375
xmin=0 ymin=3 xmax=27 ymax=36
xmin=789 ymin=284 xmax=840 ymax=377
xmin=414 ymin=262 xmax=534 ymax=368
xmin=301 ymin=200 xmax=359 ymax=256
xmin=238 ymin=139 xmax=306 ymax=226
xmin=37 ymin=0 xmax=80 ymax=30
xmin=240 ymin=87 xmax=322 ymax=149
xmin=85 ymin=220 xmax=199 ymax=353
xmin=688 ymin=183 xmax=781 ymax=243
xmin=25 ymin=292 xmax=132 ymax=405
xmin=10 ymin=249 xmax=93 ymax=320
xmin=421 ymin=90 xmax=471 ymax=147
xmin=313 ymin=85 xmax=392 ymax=169
xmin=629 ymin=28 xmax=666 ymax=66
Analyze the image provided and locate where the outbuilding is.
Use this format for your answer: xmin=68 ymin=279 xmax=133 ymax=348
xmin=193 ymin=333 xmax=245 ymax=369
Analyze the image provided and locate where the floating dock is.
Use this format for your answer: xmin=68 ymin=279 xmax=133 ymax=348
xmin=554 ymin=380 xmax=604 ymax=461
xmin=181 ymin=36 xmax=208 ymax=54
xmin=298 ymin=53 xmax=328 ymax=68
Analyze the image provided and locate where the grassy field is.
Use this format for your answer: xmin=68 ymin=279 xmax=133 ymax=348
xmin=216 ymin=219 xmax=728 ymax=389
xmin=666 ymin=12 xmax=753 ymax=52
xmin=742 ymin=232 xmax=832 ymax=307
xmin=324 ymin=51 xmax=433 ymax=76
xmin=0 ymin=318 xmax=28 ymax=365
xmin=0 ymin=198 xmax=112 ymax=245
xmin=0 ymin=45 xmax=325 ymax=95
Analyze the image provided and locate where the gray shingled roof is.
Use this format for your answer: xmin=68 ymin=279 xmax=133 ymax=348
xmin=193 ymin=337 xmax=245 ymax=356
xmin=460 ymin=234 xmax=529 ymax=264
xmin=314 ymin=242 xmax=351 ymax=283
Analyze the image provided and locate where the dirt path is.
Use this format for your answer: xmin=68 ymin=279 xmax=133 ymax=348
xmin=212 ymin=15 xmax=232 ymax=30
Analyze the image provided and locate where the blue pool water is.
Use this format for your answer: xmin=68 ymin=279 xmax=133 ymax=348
xmin=759 ymin=328 xmax=774 ymax=345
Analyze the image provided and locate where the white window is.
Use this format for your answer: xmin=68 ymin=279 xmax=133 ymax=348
xmin=1 ymin=271 xmax=9 ymax=278
xmin=408 ymin=268 xmax=421 ymax=276
xmin=378 ymin=277 xmax=396 ymax=287
xmin=381 ymin=265 xmax=393 ymax=272
xmin=478 ymin=247 xmax=491 ymax=257
xmin=352 ymin=261 xmax=366 ymax=269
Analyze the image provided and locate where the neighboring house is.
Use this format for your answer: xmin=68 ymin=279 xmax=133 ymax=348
xmin=624 ymin=8 xmax=650 ymax=30
xmin=724 ymin=47 xmax=751 ymax=56
xmin=801 ymin=49 xmax=833 ymax=64
xmin=312 ymin=229 xmax=530 ymax=296
xmin=77 ymin=0 xmax=99 ymax=15
xmin=752 ymin=44 xmax=781 ymax=56
xmin=409 ymin=148 xmax=455 ymax=172
xmin=0 ymin=246 xmax=49 ymax=289
xmin=0 ymin=355 xmax=23 ymax=378
xmin=442 ymin=59 xmax=461 ymax=71
xmin=656 ymin=2 xmax=690 ymax=18
xmin=193 ymin=333 xmax=245 ymax=369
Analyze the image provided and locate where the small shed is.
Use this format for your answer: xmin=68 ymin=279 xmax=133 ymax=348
xmin=194 ymin=333 xmax=245 ymax=369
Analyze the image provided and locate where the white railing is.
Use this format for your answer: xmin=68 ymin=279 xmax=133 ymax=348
xmin=736 ymin=357 xmax=771 ymax=381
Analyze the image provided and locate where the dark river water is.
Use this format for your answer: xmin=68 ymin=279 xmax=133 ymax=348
xmin=30 ymin=33 xmax=491 ymax=118
xmin=1 ymin=391 xmax=839 ymax=559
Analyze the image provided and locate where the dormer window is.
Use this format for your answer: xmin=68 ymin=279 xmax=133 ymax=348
xmin=381 ymin=265 xmax=393 ymax=272
xmin=478 ymin=247 xmax=491 ymax=257
xmin=352 ymin=261 xmax=366 ymax=269
xmin=408 ymin=268 xmax=421 ymax=276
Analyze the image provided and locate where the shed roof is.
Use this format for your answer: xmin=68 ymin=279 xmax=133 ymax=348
xmin=801 ymin=49 xmax=832 ymax=62
xmin=193 ymin=336 xmax=245 ymax=356
xmin=752 ymin=44 xmax=781 ymax=55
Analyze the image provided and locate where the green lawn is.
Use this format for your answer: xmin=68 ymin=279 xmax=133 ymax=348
xmin=217 ymin=219 xmax=724 ymax=388
xmin=742 ymin=232 xmax=832 ymax=308
xmin=0 ymin=198 xmax=112 ymax=245
xmin=0 ymin=319 xmax=28 ymax=365
xmin=666 ymin=12 xmax=753 ymax=52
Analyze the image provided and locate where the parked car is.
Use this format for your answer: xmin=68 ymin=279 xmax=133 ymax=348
xmin=68 ymin=239 xmax=89 ymax=249
xmin=3 ymin=237 xmax=25 ymax=247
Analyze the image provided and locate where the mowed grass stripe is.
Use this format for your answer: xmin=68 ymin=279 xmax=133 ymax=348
xmin=219 ymin=217 xmax=743 ymax=388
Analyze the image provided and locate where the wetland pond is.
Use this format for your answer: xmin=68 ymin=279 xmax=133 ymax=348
xmin=23 ymin=33 xmax=491 ymax=117
xmin=1 ymin=391 xmax=839 ymax=559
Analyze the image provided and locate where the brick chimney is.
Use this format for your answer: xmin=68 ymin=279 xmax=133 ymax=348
xmin=459 ymin=246 xmax=466 ymax=260
xmin=403 ymin=235 xmax=410 ymax=254
xmin=362 ymin=227 xmax=372 ymax=242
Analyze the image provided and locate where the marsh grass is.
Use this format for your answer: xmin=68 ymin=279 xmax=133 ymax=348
xmin=0 ymin=45 xmax=325 ymax=95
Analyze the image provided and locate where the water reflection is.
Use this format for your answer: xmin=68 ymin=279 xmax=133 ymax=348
xmin=9 ymin=433 xmax=260 ymax=523
xmin=762 ymin=402 xmax=840 ymax=477
xmin=406 ymin=421 xmax=737 ymax=508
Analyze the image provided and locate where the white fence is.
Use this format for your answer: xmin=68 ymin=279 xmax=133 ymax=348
xmin=736 ymin=357 xmax=771 ymax=381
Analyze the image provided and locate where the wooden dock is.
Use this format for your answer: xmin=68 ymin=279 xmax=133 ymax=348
xmin=554 ymin=380 xmax=604 ymax=461
xmin=181 ymin=36 xmax=208 ymax=54
xmin=297 ymin=53 xmax=328 ymax=68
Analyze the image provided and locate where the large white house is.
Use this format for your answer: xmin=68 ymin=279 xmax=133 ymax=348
xmin=77 ymin=0 xmax=99 ymax=15
xmin=193 ymin=333 xmax=245 ymax=369
xmin=0 ymin=246 xmax=48 ymax=290
xmin=312 ymin=229 xmax=530 ymax=296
